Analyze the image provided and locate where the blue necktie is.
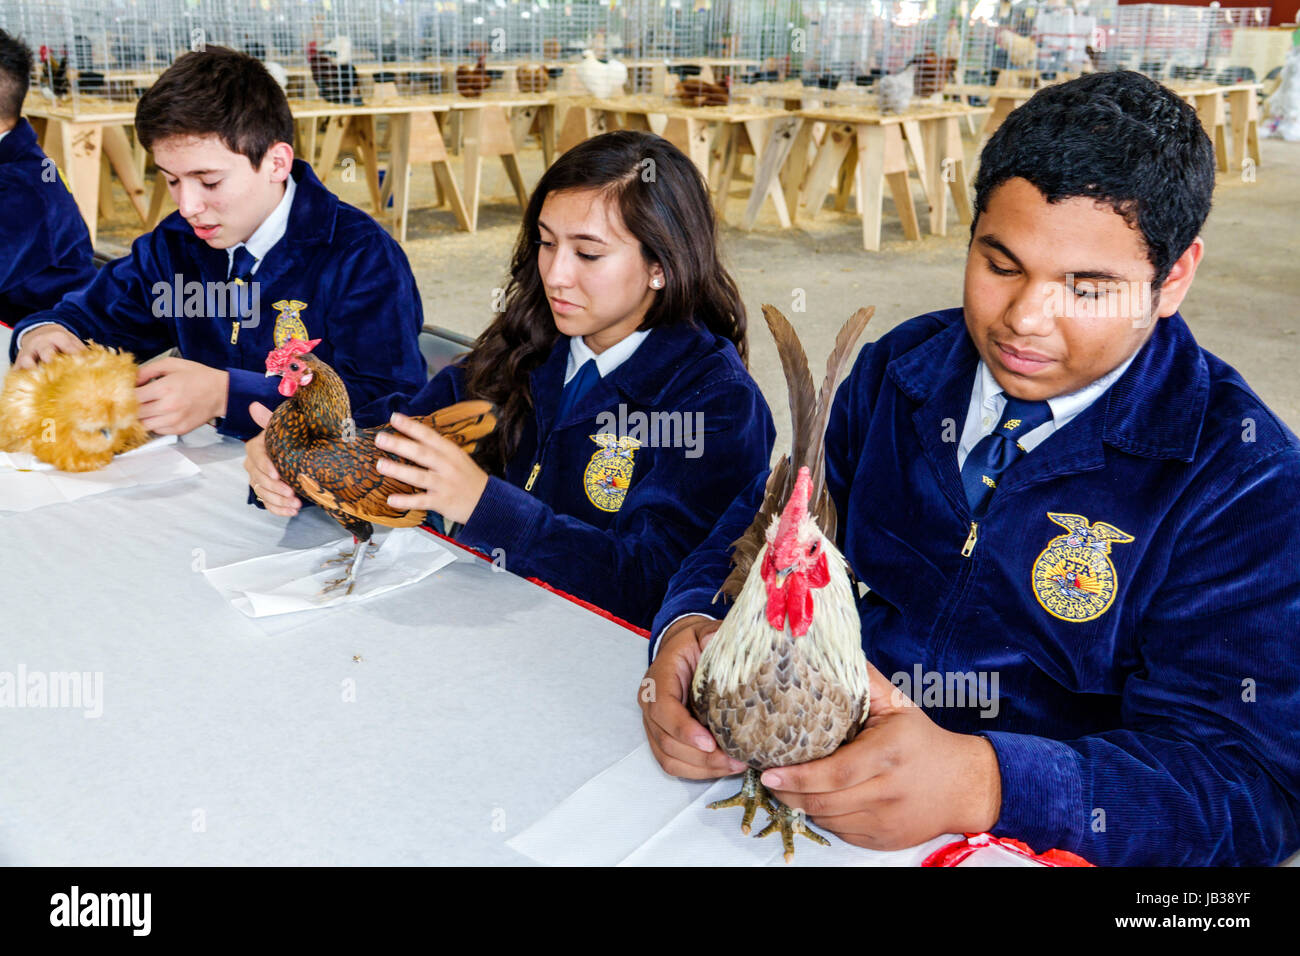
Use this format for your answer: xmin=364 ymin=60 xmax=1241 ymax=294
xmin=228 ymin=245 xmax=257 ymax=282
xmin=555 ymin=359 xmax=601 ymax=424
xmin=228 ymin=246 xmax=257 ymax=322
xmin=960 ymin=396 xmax=1053 ymax=517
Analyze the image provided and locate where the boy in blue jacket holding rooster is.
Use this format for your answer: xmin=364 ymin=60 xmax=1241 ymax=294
xmin=643 ymin=71 xmax=1300 ymax=866
xmin=9 ymin=46 xmax=425 ymax=440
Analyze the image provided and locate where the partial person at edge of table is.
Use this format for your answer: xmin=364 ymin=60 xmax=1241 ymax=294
xmin=0 ymin=30 xmax=96 ymax=336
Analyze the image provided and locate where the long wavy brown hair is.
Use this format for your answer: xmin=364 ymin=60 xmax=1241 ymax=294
xmin=461 ymin=129 xmax=749 ymax=476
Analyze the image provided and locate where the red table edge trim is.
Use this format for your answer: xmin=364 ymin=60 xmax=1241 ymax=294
xmin=922 ymin=832 xmax=1095 ymax=867
xmin=418 ymin=525 xmax=651 ymax=639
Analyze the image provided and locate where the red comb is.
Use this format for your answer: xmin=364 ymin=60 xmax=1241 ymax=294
xmin=265 ymin=337 xmax=321 ymax=374
xmin=775 ymin=466 xmax=813 ymax=543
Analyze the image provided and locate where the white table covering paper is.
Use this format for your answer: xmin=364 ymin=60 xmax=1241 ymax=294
xmin=0 ymin=434 xmax=200 ymax=512
xmin=204 ymin=528 xmax=458 ymax=617
xmin=509 ymin=743 xmax=978 ymax=866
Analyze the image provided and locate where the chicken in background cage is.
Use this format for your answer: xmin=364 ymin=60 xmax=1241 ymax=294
xmin=7 ymin=0 xmax=194 ymax=113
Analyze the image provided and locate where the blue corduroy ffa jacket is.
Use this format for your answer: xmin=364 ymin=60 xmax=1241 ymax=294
xmin=0 ymin=118 xmax=96 ymax=326
xmin=373 ymin=320 xmax=775 ymax=631
xmin=9 ymin=159 xmax=426 ymax=439
xmin=654 ymin=307 xmax=1300 ymax=866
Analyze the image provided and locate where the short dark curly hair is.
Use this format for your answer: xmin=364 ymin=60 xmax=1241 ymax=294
xmin=134 ymin=46 xmax=293 ymax=168
xmin=0 ymin=30 xmax=33 ymax=123
xmin=973 ymin=71 xmax=1215 ymax=287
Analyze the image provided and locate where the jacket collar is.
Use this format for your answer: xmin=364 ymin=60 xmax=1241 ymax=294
xmin=531 ymin=319 xmax=722 ymax=434
xmin=888 ymin=308 xmax=1209 ymax=464
xmin=0 ymin=118 xmax=39 ymax=164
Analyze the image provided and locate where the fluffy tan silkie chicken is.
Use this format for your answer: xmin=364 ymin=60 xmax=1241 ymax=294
xmin=690 ymin=304 xmax=874 ymax=861
xmin=0 ymin=343 xmax=150 ymax=472
xmin=263 ymin=338 xmax=496 ymax=595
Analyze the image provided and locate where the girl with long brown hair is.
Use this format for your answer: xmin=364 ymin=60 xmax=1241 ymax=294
xmin=247 ymin=130 xmax=774 ymax=630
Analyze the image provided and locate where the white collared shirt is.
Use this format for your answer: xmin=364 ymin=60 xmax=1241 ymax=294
xmin=0 ymin=127 xmax=10 ymax=146
xmin=956 ymin=351 xmax=1138 ymax=470
xmin=225 ymin=174 xmax=296 ymax=277
xmin=564 ymin=327 xmax=651 ymax=384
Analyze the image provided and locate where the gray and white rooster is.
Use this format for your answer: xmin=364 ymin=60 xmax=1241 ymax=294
xmin=691 ymin=304 xmax=875 ymax=861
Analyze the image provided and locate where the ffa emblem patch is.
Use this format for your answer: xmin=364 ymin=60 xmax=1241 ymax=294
xmin=272 ymin=300 xmax=309 ymax=347
xmin=583 ymin=433 xmax=641 ymax=512
xmin=1031 ymin=512 xmax=1135 ymax=623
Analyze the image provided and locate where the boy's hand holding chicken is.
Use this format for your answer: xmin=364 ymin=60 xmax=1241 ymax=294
xmin=644 ymin=616 xmax=1003 ymax=851
xmin=244 ymin=401 xmax=300 ymax=515
xmin=12 ymin=324 xmax=86 ymax=370
xmin=135 ymin=357 xmax=229 ymax=435
xmin=16 ymin=325 xmax=230 ymax=435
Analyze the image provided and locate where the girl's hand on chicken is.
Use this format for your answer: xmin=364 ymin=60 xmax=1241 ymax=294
xmin=760 ymin=660 xmax=1003 ymax=851
xmin=243 ymin=401 xmax=301 ymax=516
xmin=375 ymin=411 xmax=489 ymax=525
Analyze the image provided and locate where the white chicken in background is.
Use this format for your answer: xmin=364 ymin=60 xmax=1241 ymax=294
xmin=1266 ymin=46 xmax=1300 ymax=142
xmin=265 ymin=61 xmax=289 ymax=91
xmin=878 ymin=63 xmax=915 ymax=114
xmin=998 ymin=28 xmax=1039 ymax=70
xmin=577 ymin=49 xmax=628 ymax=98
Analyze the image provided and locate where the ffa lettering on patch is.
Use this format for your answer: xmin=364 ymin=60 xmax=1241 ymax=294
xmin=1031 ymin=512 xmax=1135 ymax=622
xmin=272 ymin=300 xmax=309 ymax=347
xmin=583 ymin=433 xmax=640 ymax=512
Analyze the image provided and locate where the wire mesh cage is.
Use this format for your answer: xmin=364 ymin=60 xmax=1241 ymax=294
xmin=1094 ymin=4 xmax=1270 ymax=84
xmin=7 ymin=0 xmax=1270 ymax=114
xmin=796 ymin=0 xmax=966 ymax=96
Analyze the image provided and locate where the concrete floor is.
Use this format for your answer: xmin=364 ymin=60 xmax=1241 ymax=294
xmin=98 ymin=126 xmax=1300 ymax=450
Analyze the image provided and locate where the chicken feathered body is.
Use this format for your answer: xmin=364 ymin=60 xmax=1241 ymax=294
xmin=692 ymin=494 xmax=869 ymax=770
xmin=307 ymin=39 xmax=362 ymax=105
xmin=683 ymin=304 xmax=874 ymax=860
xmin=455 ymin=56 xmax=491 ymax=97
xmin=878 ymin=64 xmax=915 ymax=113
xmin=262 ymin=338 xmax=494 ymax=592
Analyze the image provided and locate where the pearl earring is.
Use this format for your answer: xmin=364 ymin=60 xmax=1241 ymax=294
xmin=651 ymin=277 xmax=663 ymax=289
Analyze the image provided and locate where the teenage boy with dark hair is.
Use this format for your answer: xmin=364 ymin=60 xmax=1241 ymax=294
xmin=641 ymin=71 xmax=1300 ymax=866
xmin=0 ymin=29 xmax=96 ymax=327
xmin=10 ymin=46 xmax=425 ymax=440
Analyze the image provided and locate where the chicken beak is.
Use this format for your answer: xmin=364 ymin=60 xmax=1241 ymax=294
xmin=775 ymin=565 xmax=794 ymax=587
xmin=264 ymin=369 xmax=279 ymax=378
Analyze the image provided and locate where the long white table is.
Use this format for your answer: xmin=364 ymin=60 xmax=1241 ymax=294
xmin=0 ymin=386 xmax=652 ymax=864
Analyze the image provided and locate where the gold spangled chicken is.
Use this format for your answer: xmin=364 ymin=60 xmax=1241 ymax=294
xmin=262 ymin=338 xmax=496 ymax=594
xmin=690 ymin=304 xmax=875 ymax=861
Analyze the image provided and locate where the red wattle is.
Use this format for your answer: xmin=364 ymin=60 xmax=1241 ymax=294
xmin=278 ymin=378 xmax=298 ymax=398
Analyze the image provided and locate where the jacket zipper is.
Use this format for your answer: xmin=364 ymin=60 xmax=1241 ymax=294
xmin=524 ymin=461 xmax=541 ymax=492
xmin=924 ymin=518 xmax=981 ymax=675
